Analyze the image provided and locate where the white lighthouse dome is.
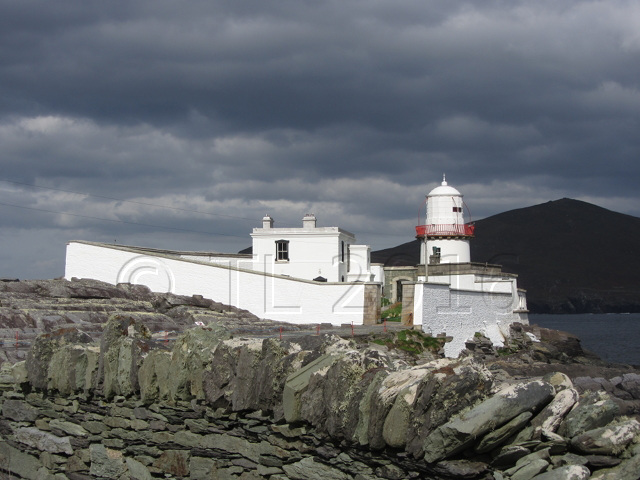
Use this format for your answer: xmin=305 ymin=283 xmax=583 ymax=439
xmin=427 ymin=176 xmax=462 ymax=197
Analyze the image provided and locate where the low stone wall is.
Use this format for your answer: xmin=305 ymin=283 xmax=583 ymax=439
xmin=0 ymin=316 xmax=639 ymax=479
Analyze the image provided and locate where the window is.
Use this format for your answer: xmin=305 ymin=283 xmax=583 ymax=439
xmin=341 ymin=241 xmax=345 ymax=262
xmin=452 ymin=206 xmax=462 ymax=212
xmin=276 ymin=240 xmax=289 ymax=261
xmin=347 ymin=244 xmax=351 ymax=272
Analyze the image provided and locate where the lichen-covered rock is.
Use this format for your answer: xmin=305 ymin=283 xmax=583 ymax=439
xmin=529 ymin=464 xmax=590 ymax=480
xmin=519 ymin=388 xmax=579 ymax=442
xmin=590 ymin=452 xmax=640 ymax=480
xmin=48 ymin=344 xmax=99 ymax=394
xmin=406 ymin=358 xmax=493 ymax=458
xmin=570 ymin=419 xmax=640 ymax=455
xmin=282 ymin=457 xmax=351 ymax=480
xmin=26 ymin=328 xmax=93 ymax=391
xmin=422 ymin=380 xmax=554 ymax=463
xmin=2 ymin=398 xmax=40 ymax=422
xmin=89 ymin=444 xmax=127 ymax=478
xmin=14 ymin=426 xmax=74 ymax=454
xmin=167 ymin=324 xmax=230 ymax=401
xmin=99 ymin=315 xmax=154 ymax=398
xmin=475 ymin=411 xmax=533 ymax=454
xmin=137 ymin=349 xmax=172 ymax=403
xmin=560 ymin=391 xmax=620 ymax=438
xmin=299 ymin=351 xmax=366 ymax=438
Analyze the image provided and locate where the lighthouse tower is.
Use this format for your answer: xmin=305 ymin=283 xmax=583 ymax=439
xmin=416 ymin=175 xmax=474 ymax=265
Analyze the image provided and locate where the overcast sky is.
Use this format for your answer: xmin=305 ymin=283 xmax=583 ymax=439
xmin=1 ymin=0 xmax=639 ymax=279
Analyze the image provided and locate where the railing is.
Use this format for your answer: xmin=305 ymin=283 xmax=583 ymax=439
xmin=415 ymin=224 xmax=475 ymax=237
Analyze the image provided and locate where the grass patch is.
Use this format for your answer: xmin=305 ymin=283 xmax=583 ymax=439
xmin=381 ymin=302 xmax=402 ymax=322
xmin=374 ymin=329 xmax=445 ymax=356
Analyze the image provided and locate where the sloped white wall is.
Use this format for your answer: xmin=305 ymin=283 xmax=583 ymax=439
xmin=65 ymin=241 xmax=370 ymax=326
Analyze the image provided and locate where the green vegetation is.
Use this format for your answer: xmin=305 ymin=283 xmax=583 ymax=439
xmin=371 ymin=329 xmax=445 ymax=356
xmin=381 ymin=296 xmax=391 ymax=307
xmin=381 ymin=302 xmax=402 ymax=322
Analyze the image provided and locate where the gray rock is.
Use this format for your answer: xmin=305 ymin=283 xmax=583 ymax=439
xmin=26 ymin=328 xmax=93 ymax=391
xmin=570 ymin=419 xmax=640 ymax=455
xmin=153 ymin=449 xmax=191 ymax=477
xmin=125 ymin=457 xmax=153 ymax=480
xmin=530 ymin=464 xmax=590 ymax=480
xmin=14 ymin=426 xmax=74 ymax=454
xmin=89 ymin=444 xmax=127 ymax=478
xmin=167 ymin=324 xmax=230 ymax=402
xmin=509 ymin=459 xmax=550 ymax=480
xmin=492 ymin=445 xmax=532 ymax=469
xmin=423 ymin=380 xmax=554 ymax=463
xmin=585 ymin=455 xmax=621 ymax=468
xmin=406 ymin=358 xmax=493 ymax=457
xmin=475 ymin=411 xmax=533 ymax=453
xmin=49 ymin=418 xmax=89 ymax=437
xmin=541 ymin=372 xmax=573 ymax=393
xmin=530 ymin=388 xmax=579 ymax=435
xmin=100 ymin=315 xmax=154 ymax=398
xmin=0 ymin=440 xmax=43 ymax=479
xmin=2 ymin=398 xmax=40 ymax=422
xmin=432 ymin=460 xmax=488 ymax=479
xmin=560 ymin=390 xmax=619 ymax=438
xmin=590 ymin=453 xmax=640 ymax=480
xmin=283 ymin=354 xmax=339 ymax=423
xmin=283 ymin=457 xmax=351 ymax=480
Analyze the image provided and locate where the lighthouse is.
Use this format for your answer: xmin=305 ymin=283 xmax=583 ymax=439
xmin=416 ymin=175 xmax=475 ymax=266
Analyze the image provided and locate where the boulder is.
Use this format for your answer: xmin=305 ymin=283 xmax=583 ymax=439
xmin=89 ymin=444 xmax=127 ymax=478
xmin=570 ymin=419 xmax=640 ymax=455
xmin=524 ymin=388 xmax=578 ymax=440
xmin=137 ymin=349 xmax=172 ymax=403
xmin=99 ymin=315 xmax=154 ymax=398
xmin=26 ymin=328 xmax=93 ymax=391
xmin=48 ymin=344 xmax=99 ymax=395
xmin=475 ymin=411 xmax=533 ymax=453
xmin=560 ymin=391 xmax=619 ymax=438
xmin=14 ymin=427 xmax=74 ymax=454
xmin=406 ymin=358 xmax=493 ymax=457
xmin=590 ymin=453 xmax=640 ymax=480
xmin=283 ymin=354 xmax=339 ymax=423
xmin=530 ymin=464 xmax=590 ymax=480
xmin=282 ymin=457 xmax=351 ymax=480
xmin=423 ymin=380 xmax=554 ymax=463
xmin=168 ymin=324 xmax=230 ymax=401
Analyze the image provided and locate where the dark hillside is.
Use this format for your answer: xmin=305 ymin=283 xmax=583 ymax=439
xmin=372 ymin=198 xmax=640 ymax=313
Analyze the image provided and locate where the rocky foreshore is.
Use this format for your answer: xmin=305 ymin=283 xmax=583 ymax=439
xmin=0 ymin=278 xmax=639 ymax=479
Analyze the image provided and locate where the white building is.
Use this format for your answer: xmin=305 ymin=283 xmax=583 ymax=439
xmin=65 ymin=215 xmax=380 ymax=327
xmin=251 ymin=214 xmax=373 ymax=283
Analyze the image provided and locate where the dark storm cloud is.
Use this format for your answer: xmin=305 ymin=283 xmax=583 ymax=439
xmin=1 ymin=0 xmax=639 ymax=278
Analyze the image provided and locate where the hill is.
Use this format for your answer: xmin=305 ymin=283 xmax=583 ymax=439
xmin=372 ymin=198 xmax=640 ymax=313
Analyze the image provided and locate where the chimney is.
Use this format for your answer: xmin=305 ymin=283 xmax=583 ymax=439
xmin=262 ymin=215 xmax=274 ymax=229
xmin=302 ymin=213 xmax=317 ymax=229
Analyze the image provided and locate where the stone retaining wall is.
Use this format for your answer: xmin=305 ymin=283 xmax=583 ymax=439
xmin=0 ymin=315 xmax=639 ymax=479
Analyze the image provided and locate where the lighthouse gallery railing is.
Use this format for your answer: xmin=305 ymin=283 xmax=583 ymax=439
xmin=415 ymin=224 xmax=475 ymax=237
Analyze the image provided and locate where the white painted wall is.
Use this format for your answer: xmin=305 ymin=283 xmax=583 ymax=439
xmin=425 ymin=238 xmax=471 ymax=264
xmin=346 ymin=244 xmax=373 ymax=282
xmin=65 ymin=241 xmax=371 ymax=326
xmin=251 ymin=227 xmax=355 ymax=282
xmin=416 ymin=281 xmax=527 ymax=357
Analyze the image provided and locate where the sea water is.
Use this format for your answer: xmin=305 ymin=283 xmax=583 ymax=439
xmin=530 ymin=313 xmax=640 ymax=366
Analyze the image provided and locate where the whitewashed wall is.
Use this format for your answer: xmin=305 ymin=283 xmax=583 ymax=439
xmin=415 ymin=282 xmax=527 ymax=357
xmin=65 ymin=241 xmax=371 ymax=326
xmin=346 ymin=244 xmax=373 ymax=282
xmin=251 ymin=229 xmax=354 ymax=282
xmin=425 ymin=238 xmax=471 ymax=264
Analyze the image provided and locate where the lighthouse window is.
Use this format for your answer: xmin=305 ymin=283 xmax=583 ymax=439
xmin=275 ymin=240 xmax=289 ymax=261
xmin=452 ymin=206 xmax=462 ymax=212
